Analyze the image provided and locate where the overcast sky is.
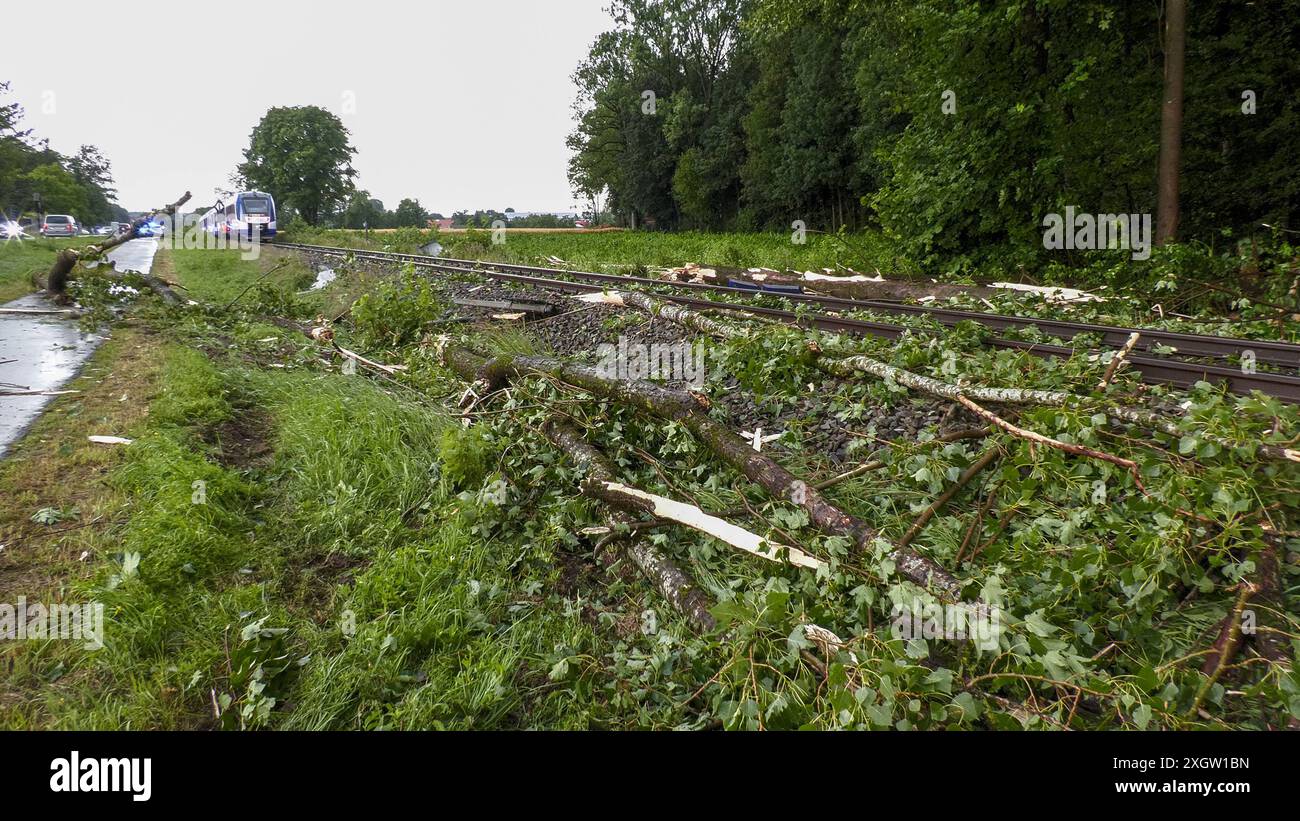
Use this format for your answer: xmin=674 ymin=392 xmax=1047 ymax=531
xmin=5 ymin=0 xmax=611 ymax=214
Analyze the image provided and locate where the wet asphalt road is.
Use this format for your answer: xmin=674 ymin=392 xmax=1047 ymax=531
xmin=0 ymin=238 xmax=158 ymax=457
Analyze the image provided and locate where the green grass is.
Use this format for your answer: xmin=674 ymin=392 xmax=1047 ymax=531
xmin=167 ymin=246 xmax=315 ymax=304
xmin=0 ymin=237 xmax=99 ymax=301
xmin=284 ymin=224 xmax=912 ymax=276
xmin=476 ymin=229 xmax=906 ymax=274
xmin=1 ymin=340 xmax=665 ymax=729
xmin=4 ymin=227 xmax=1295 ymax=731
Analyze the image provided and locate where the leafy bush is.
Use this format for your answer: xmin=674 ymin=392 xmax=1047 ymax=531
xmin=350 ymin=271 xmax=442 ymax=348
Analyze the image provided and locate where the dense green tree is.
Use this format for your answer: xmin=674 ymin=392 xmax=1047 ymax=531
xmin=340 ymin=190 xmax=386 ymax=229
xmin=568 ymin=0 xmax=751 ymax=229
xmin=568 ymin=0 xmax=1300 ymax=270
xmin=23 ymin=163 xmax=88 ymax=217
xmin=393 ymin=198 xmax=429 ymax=228
xmin=236 ymin=106 xmax=357 ymax=225
xmin=68 ymin=145 xmax=117 ymax=225
xmin=2 ymin=83 xmax=121 ymax=224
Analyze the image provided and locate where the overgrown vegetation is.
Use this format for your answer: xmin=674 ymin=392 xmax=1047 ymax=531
xmin=567 ymin=0 xmax=1300 ymax=272
xmin=4 ymin=243 xmax=1293 ymax=730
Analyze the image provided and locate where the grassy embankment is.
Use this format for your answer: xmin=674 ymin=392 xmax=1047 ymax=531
xmin=2 ymin=241 xmax=1296 ymax=730
xmin=279 ymin=225 xmax=1300 ymax=341
xmin=1 ymin=245 xmax=651 ymax=730
xmin=0 ymin=237 xmax=100 ymax=302
xmin=283 ymin=224 xmax=908 ymax=277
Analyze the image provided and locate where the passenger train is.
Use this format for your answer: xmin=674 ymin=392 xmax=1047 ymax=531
xmin=200 ymin=191 xmax=277 ymax=241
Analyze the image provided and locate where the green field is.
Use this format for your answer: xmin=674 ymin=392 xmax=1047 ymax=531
xmin=166 ymin=246 xmax=317 ymax=304
xmin=282 ymin=225 xmax=916 ymax=276
xmin=0 ymin=237 xmax=99 ymax=302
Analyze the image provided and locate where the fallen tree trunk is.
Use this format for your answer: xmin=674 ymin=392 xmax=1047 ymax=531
xmin=130 ymin=271 xmax=185 ymax=306
xmin=541 ymin=420 xmax=717 ymax=632
xmin=548 ymin=415 xmax=821 ymax=571
xmin=439 ymin=344 xmax=960 ymax=596
xmin=814 ymin=347 xmax=1070 ymax=406
xmin=606 ymin=289 xmax=1300 ymax=466
xmin=46 ymin=191 xmax=191 ymax=301
xmin=800 ymin=278 xmax=1001 ymax=302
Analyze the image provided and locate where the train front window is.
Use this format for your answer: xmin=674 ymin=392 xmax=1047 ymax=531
xmin=242 ymin=198 xmax=270 ymax=215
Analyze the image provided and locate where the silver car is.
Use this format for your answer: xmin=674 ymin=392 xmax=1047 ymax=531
xmin=41 ymin=214 xmax=78 ymax=237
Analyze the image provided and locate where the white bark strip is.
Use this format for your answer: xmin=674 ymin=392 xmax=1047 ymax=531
xmin=88 ymin=435 xmax=132 ymax=445
xmin=333 ymin=344 xmax=406 ymax=375
xmin=606 ymin=290 xmax=1299 ymax=466
xmin=819 ymin=352 xmax=1069 ymax=405
xmin=596 ymin=480 xmax=827 ymax=571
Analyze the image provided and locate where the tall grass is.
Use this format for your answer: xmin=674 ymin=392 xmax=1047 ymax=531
xmin=8 ymin=342 xmax=651 ymax=729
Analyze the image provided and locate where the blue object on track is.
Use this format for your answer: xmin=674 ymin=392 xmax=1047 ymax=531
xmin=760 ymin=283 xmax=804 ymax=295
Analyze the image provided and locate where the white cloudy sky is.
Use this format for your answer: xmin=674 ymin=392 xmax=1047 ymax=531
xmin=5 ymin=0 xmax=611 ymax=214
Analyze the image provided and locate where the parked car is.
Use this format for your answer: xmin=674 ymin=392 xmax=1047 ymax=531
xmin=40 ymin=214 xmax=78 ymax=237
xmin=93 ymin=224 xmax=114 ymax=235
xmin=1 ymin=220 xmax=28 ymax=240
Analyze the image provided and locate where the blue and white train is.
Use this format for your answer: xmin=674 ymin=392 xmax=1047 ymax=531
xmin=200 ymin=191 xmax=277 ymax=241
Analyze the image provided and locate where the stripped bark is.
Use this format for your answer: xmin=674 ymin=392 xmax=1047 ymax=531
xmin=441 ymin=345 xmax=960 ymax=596
xmin=588 ymin=479 xmax=825 ymax=570
xmin=333 ymin=344 xmax=405 ymax=375
xmin=608 ymin=288 xmax=1300 ymax=465
xmin=955 ymin=395 xmax=1147 ymax=492
xmin=1098 ymin=332 xmax=1141 ymax=389
xmin=542 ymin=420 xmax=716 ymax=632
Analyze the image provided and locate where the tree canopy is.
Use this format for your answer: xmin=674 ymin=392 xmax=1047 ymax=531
xmin=1 ymin=81 xmax=124 ymax=224
xmin=236 ymin=106 xmax=358 ymax=225
xmin=567 ymin=0 xmax=1300 ymax=269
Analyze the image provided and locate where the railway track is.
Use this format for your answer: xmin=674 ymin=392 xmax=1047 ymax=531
xmin=277 ymin=242 xmax=1300 ymax=403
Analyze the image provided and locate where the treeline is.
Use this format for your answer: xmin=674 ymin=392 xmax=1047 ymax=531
xmin=0 ymin=82 xmax=127 ymax=226
xmin=450 ymin=210 xmax=586 ymax=229
xmin=567 ymin=0 xmax=1300 ymax=267
xmin=334 ymin=191 xmax=437 ymax=229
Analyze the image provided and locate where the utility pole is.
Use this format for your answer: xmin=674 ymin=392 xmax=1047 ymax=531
xmin=1156 ymin=0 xmax=1186 ymax=246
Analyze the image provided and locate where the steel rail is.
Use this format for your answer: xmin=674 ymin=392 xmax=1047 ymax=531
xmin=276 ymin=242 xmax=1300 ymax=402
xmin=279 ymin=242 xmax=1300 ymax=367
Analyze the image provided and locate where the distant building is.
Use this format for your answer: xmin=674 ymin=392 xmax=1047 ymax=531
xmin=428 ymin=218 xmax=455 ymax=231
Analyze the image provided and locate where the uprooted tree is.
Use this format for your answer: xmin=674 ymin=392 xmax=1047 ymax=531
xmin=43 ymin=191 xmax=191 ymax=303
